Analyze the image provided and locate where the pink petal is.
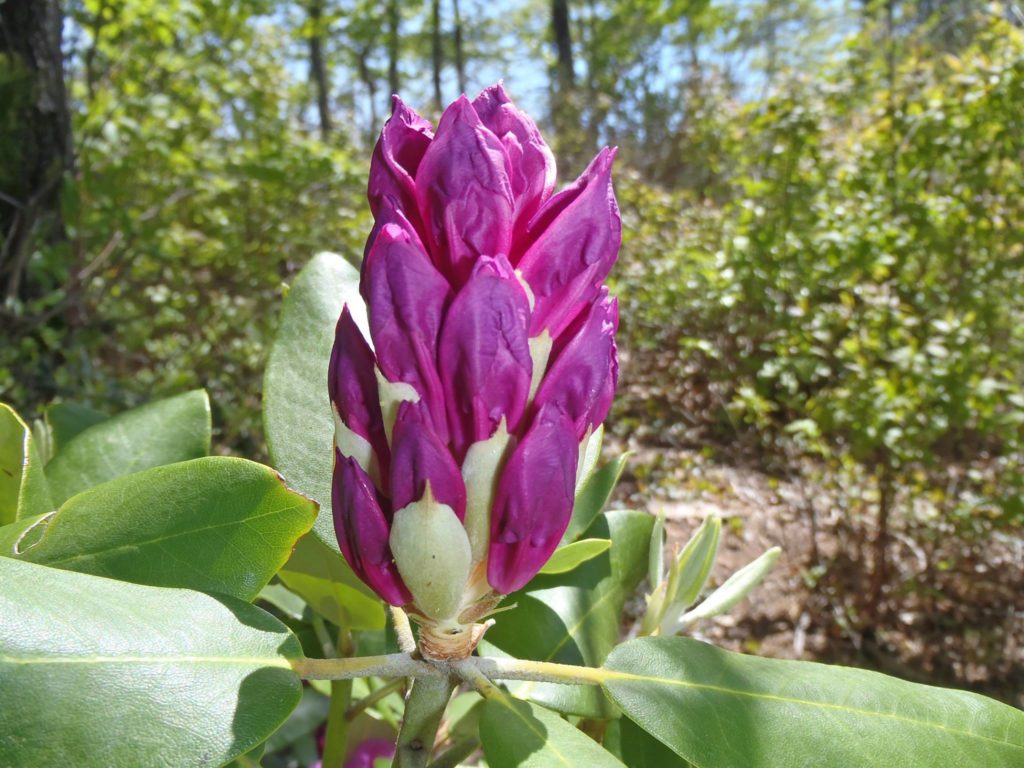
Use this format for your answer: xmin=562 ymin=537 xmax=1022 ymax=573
xmin=389 ymin=401 xmax=467 ymax=519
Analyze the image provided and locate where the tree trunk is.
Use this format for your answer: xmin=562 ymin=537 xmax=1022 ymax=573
xmin=386 ymin=0 xmax=400 ymax=96
xmin=452 ymin=0 xmax=466 ymax=94
xmin=551 ymin=0 xmax=575 ymax=91
xmin=431 ymin=0 xmax=443 ymax=109
xmin=307 ymin=0 xmax=332 ymax=140
xmin=0 ymin=0 xmax=73 ymax=304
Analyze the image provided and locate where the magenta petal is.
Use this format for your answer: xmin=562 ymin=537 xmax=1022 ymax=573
xmin=517 ymin=147 xmax=621 ymax=338
xmin=533 ymin=290 xmax=619 ymax=439
xmin=415 ymin=96 xmax=514 ymax=284
xmin=332 ymin=451 xmax=411 ymax=606
xmin=487 ymin=405 xmax=578 ymax=594
xmin=390 ymin=401 xmax=467 ymax=519
xmin=362 ymin=222 xmax=451 ymax=441
xmin=328 ymin=306 xmax=389 ymax=470
xmin=344 ymin=740 xmax=396 ymax=768
xmin=472 ymin=83 xmax=556 ymax=245
xmin=368 ymin=96 xmax=434 ymax=220
xmin=438 ymin=256 xmax=532 ymax=458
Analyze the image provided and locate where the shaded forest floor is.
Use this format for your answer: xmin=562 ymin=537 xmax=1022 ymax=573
xmin=610 ymin=442 xmax=1024 ymax=709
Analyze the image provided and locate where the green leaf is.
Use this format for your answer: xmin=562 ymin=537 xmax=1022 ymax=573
xmin=480 ymin=696 xmax=625 ymax=768
xmin=483 ymin=510 xmax=653 ymax=718
xmin=278 ymin=533 xmax=386 ymax=630
xmin=44 ymin=390 xmax=211 ymax=505
xmin=264 ymin=685 xmax=330 ymax=754
xmin=604 ymin=715 xmax=693 ymax=768
xmin=603 ymin=636 xmax=1024 ymax=768
xmin=563 ymin=453 xmax=628 ymax=544
xmin=539 ymin=538 xmax=612 ymax=575
xmin=670 ymin=546 xmax=781 ymax=633
xmin=263 ymin=252 xmax=365 ymax=553
xmin=0 ymin=403 xmax=53 ymax=524
xmin=45 ymin=401 xmax=109 ymax=452
xmin=0 ymin=557 xmax=303 ymax=767
xmin=664 ymin=514 xmax=721 ymax=610
xmin=0 ymin=457 xmax=317 ymax=601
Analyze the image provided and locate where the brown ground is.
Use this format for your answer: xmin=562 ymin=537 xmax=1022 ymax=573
xmin=611 ymin=444 xmax=1024 ymax=709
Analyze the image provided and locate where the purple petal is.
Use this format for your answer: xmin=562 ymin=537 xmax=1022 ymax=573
xmin=472 ymin=83 xmax=556 ymax=247
xmin=415 ymin=95 xmax=514 ymax=284
xmin=533 ymin=290 xmax=619 ymax=439
xmin=332 ymin=451 xmax=411 ymax=606
xmin=329 ymin=306 xmax=389 ymax=470
xmin=389 ymin=401 xmax=467 ymax=518
xmin=517 ymin=147 xmax=621 ymax=338
xmin=361 ymin=222 xmax=451 ymax=441
xmin=368 ymin=96 xmax=434 ymax=220
xmin=487 ymin=404 xmax=578 ymax=594
xmin=344 ymin=739 xmax=396 ymax=768
xmin=438 ymin=256 xmax=533 ymax=459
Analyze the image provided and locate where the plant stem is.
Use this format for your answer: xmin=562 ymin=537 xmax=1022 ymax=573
xmin=291 ymin=653 xmax=440 ymax=681
xmin=345 ymin=677 xmax=405 ymax=722
xmin=391 ymin=605 xmax=417 ymax=654
xmin=472 ymin=657 xmax=608 ymax=686
xmin=393 ymin=673 xmax=456 ymax=768
xmin=427 ymin=736 xmax=480 ymax=768
xmin=321 ymin=679 xmax=353 ymax=768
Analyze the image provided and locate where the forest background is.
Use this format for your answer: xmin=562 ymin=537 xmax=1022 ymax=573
xmin=2 ymin=0 xmax=1022 ymax=705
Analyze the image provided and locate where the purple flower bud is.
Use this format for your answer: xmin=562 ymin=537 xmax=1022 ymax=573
xmin=518 ymin=147 xmax=621 ymax=339
xmin=487 ymin=404 xmax=579 ymax=594
xmin=390 ymin=401 xmax=467 ymax=517
xmin=332 ymin=451 xmax=410 ymax=607
xmin=415 ymin=96 xmax=514 ymax=284
xmin=472 ymin=83 xmax=556 ymax=247
xmin=329 ymin=306 xmax=389 ymax=472
xmin=331 ymin=86 xmax=621 ymax=628
xmin=369 ymin=96 xmax=433 ymax=222
xmin=533 ymin=288 xmax=619 ymax=439
xmin=362 ymin=221 xmax=451 ymax=441
xmin=438 ymin=256 xmax=533 ymax=459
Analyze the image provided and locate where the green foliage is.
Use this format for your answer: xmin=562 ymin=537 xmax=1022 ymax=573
xmin=0 ymin=456 xmax=317 ymax=601
xmin=0 ymin=556 xmax=303 ymax=768
xmin=603 ymin=636 xmax=1024 ymax=767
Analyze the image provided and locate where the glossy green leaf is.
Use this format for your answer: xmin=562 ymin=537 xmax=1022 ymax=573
xmin=483 ymin=510 xmax=653 ymax=717
xmin=0 ymin=557 xmax=303 ymax=767
xmin=264 ymin=685 xmax=330 ymax=754
xmin=45 ymin=401 xmax=109 ymax=452
xmin=603 ymin=636 xmax=1024 ymax=768
xmin=539 ymin=538 xmax=612 ymax=575
xmin=563 ymin=453 xmax=629 ymax=544
xmin=44 ymin=389 xmax=211 ymax=505
xmin=480 ymin=695 xmax=625 ymax=768
xmin=0 ymin=403 xmax=53 ymax=525
xmin=263 ymin=252 xmax=365 ymax=552
xmin=278 ymin=533 xmax=386 ymax=630
xmin=0 ymin=457 xmax=317 ymax=601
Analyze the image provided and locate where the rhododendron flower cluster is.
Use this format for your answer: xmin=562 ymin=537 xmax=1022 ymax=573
xmin=329 ymin=84 xmax=619 ymax=655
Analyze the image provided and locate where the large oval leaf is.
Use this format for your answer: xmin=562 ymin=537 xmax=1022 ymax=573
xmin=0 ymin=403 xmax=52 ymax=524
xmin=483 ymin=510 xmax=654 ymax=718
xmin=0 ymin=457 xmax=317 ymax=601
xmin=603 ymin=636 xmax=1024 ymax=768
xmin=263 ymin=252 xmax=365 ymax=553
xmin=44 ymin=389 xmax=211 ymax=505
xmin=480 ymin=696 xmax=625 ymax=768
xmin=0 ymin=557 xmax=303 ymax=767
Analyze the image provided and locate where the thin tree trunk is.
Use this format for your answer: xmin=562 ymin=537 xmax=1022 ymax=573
xmin=551 ymin=0 xmax=575 ymax=91
xmin=386 ymin=0 xmax=400 ymax=95
xmin=452 ymin=0 xmax=466 ymax=94
xmin=356 ymin=44 xmax=379 ymax=139
xmin=307 ymin=0 xmax=332 ymax=140
xmin=0 ymin=0 xmax=73 ymax=304
xmin=431 ymin=0 xmax=443 ymax=109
